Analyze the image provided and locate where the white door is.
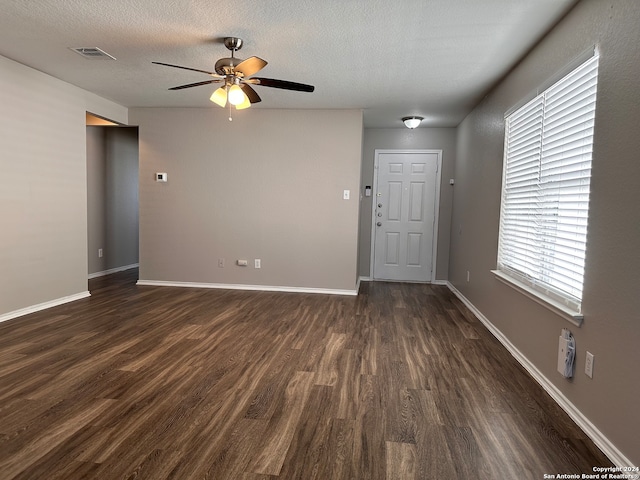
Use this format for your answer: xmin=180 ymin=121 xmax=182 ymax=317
xmin=372 ymin=151 xmax=440 ymax=282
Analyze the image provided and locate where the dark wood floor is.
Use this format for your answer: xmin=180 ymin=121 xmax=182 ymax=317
xmin=0 ymin=269 xmax=611 ymax=479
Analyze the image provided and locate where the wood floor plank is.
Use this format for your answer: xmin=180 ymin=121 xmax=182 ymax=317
xmin=198 ymin=417 xmax=269 ymax=479
xmin=443 ymin=425 xmax=486 ymax=480
xmin=0 ymin=398 xmax=115 ymax=478
xmin=314 ymin=332 xmax=347 ymax=386
xmin=352 ymin=374 xmax=387 ymax=479
xmin=358 ymin=324 xmax=379 ymax=376
xmin=0 ymin=269 xmax=614 ymax=479
xmin=250 ymin=370 xmax=315 ymax=475
xmin=276 ymin=384 xmax=335 ymax=479
xmin=158 ymin=387 xmax=258 ymax=479
xmin=331 ymin=348 xmax=360 ymax=420
xmin=323 ymin=417 xmax=356 ymax=479
xmin=414 ymin=424 xmax=458 ymax=480
xmin=386 ymin=441 xmax=417 ymax=480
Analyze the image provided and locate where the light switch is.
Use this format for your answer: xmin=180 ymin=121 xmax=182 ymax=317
xmin=343 ymin=189 xmax=350 ymax=200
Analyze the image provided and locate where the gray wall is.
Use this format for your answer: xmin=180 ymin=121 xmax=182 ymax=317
xmin=360 ymin=128 xmax=456 ymax=280
xmin=87 ymin=127 xmax=139 ymax=276
xmin=449 ymin=0 xmax=640 ymax=464
xmin=0 ymin=54 xmax=127 ymax=319
xmin=129 ymin=108 xmax=362 ymax=292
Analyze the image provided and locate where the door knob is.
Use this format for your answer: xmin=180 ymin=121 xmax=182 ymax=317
xmin=377 ymin=222 xmax=382 ymax=227
xmin=377 ymin=212 xmax=382 ymax=217
xmin=378 ymin=203 xmax=382 ymax=208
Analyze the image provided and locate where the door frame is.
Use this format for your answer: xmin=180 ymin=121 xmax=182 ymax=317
xmin=370 ymin=149 xmax=443 ymax=283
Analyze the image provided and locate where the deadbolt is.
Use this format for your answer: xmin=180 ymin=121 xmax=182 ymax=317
xmin=376 ymin=222 xmax=382 ymax=227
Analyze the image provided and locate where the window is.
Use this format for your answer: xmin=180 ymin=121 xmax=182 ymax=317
xmin=495 ymin=54 xmax=599 ymax=320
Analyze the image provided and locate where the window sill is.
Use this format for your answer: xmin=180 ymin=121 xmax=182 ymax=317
xmin=491 ymin=270 xmax=583 ymax=327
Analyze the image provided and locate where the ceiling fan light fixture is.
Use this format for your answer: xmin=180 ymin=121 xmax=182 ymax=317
xmin=227 ymin=84 xmax=247 ymax=106
xmin=210 ymin=86 xmax=228 ymax=107
xmin=235 ymin=95 xmax=252 ymax=110
xmin=402 ymin=116 xmax=423 ymax=129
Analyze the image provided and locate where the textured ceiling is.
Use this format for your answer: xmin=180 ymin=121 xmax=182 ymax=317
xmin=0 ymin=0 xmax=577 ymax=128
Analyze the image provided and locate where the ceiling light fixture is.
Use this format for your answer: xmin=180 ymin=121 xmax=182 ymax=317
xmin=209 ymin=84 xmax=251 ymax=118
xmin=227 ymin=84 xmax=247 ymax=106
xmin=210 ymin=86 xmax=228 ymax=107
xmin=402 ymin=116 xmax=423 ymax=129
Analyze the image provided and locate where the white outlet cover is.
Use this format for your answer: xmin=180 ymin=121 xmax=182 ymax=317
xmin=585 ymin=351 xmax=594 ymax=378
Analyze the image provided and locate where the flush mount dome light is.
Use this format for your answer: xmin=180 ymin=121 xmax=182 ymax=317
xmin=402 ymin=116 xmax=423 ymax=129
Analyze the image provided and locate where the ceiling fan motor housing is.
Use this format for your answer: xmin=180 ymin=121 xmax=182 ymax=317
xmin=215 ymin=37 xmax=244 ymax=75
xmin=214 ymin=57 xmax=243 ymax=76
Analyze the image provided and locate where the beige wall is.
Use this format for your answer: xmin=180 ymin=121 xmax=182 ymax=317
xmin=129 ymin=108 xmax=362 ymax=292
xmin=449 ymin=0 xmax=640 ymax=464
xmin=0 ymin=55 xmax=127 ymax=319
xmin=360 ymin=128 xmax=456 ymax=280
xmin=87 ymin=127 xmax=139 ymax=275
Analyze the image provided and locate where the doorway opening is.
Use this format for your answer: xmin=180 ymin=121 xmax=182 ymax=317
xmin=86 ymin=112 xmax=139 ymax=286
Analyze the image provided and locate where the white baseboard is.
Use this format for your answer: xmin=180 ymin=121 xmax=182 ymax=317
xmin=136 ymin=279 xmax=358 ymax=296
xmin=358 ymin=276 xmax=447 ymax=286
xmin=445 ymin=281 xmax=633 ymax=468
xmin=88 ymin=263 xmax=139 ymax=279
xmin=0 ymin=291 xmax=91 ymax=324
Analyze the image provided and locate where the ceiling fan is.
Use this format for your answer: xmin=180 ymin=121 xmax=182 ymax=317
xmin=153 ymin=37 xmax=314 ymax=112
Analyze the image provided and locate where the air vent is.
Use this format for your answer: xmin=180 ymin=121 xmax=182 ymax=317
xmin=70 ymin=47 xmax=116 ymax=60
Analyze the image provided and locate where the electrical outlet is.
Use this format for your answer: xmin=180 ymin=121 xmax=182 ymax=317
xmin=218 ymin=258 xmax=225 ymax=268
xmin=255 ymin=259 xmax=261 ymax=269
xmin=98 ymin=248 xmax=103 ymax=258
xmin=585 ymin=351 xmax=594 ymax=378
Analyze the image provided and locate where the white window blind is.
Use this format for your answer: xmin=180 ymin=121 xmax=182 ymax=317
xmin=497 ymin=54 xmax=599 ymax=313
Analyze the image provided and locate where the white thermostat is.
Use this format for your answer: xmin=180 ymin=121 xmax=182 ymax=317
xmin=156 ymin=172 xmax=168 ymax=182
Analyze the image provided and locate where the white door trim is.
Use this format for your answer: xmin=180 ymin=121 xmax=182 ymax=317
xmin=370 ymin=149 xmax=442 ymax=283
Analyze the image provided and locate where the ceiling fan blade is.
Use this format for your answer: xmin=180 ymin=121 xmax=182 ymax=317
xmin=152 ymin=61 xmax=222 ymax=77
xmin=240 ymin=84 xmax=261 ymax=104
xmin=234 ymin=56 xmax=267 ymax=77
xmin=168 ymin=79 xmax=221 ymax=90
xmin=248 ymin=77 xmax=315 ymax=92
